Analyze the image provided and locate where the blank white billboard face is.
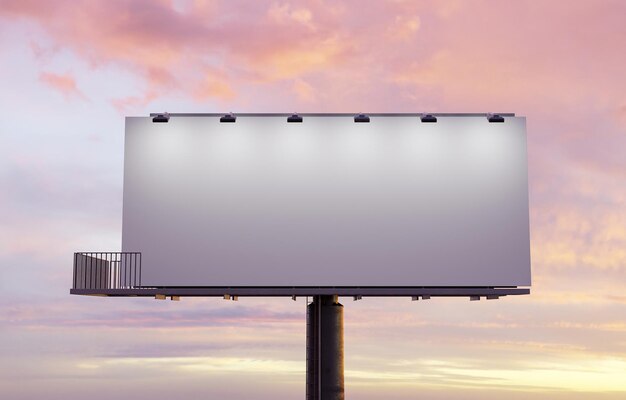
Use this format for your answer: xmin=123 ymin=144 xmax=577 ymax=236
xmin=122 ymin=115 xmax=531 ymax=287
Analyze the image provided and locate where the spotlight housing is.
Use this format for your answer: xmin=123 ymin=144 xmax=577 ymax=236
xmin=152 ymin=113 xmax=169 ymax=123
xmin=287 ymin=113 xmax=303 ymax=123
xmin=487 ymin=114 xmax=505 ymax=123
xmin=354 ymin=113 xmax=370 ymax=123
xmin=220 ymin=113 xmax=236 ymax=123
xmin=420 ymin=114 xmax=437 ymax=123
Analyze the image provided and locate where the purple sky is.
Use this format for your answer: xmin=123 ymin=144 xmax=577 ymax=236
xmin=0 ymin=1 xmax=625 ymax=399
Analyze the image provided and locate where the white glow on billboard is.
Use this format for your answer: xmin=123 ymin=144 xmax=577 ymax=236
xmin=122 ymin=115 xmax=530 ymax=288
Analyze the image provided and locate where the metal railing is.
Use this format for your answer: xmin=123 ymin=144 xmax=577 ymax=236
xmin=73 ymin=252 xmax=141 ymax=290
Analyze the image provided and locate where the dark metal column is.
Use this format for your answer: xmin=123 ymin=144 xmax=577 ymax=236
xmin=307 ymin=295 xmax=344 ymax=400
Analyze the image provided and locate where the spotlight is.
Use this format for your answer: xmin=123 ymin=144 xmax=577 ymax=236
xmin=486 ymin=295 xmax=500 ymax=300
xmin=223 ymin=294 xmax=231 ymax=300
xmin=152 ymin=113 xmax=169 ymax=123
xmin=420 ymin=114 xmax=437 ymax=123
xmin=220 ymin=113 xmax=236 ymax=123
xmin=354 ymin=113 xmax=370 ymax=123
xmin=422 ymin=295 xmax=431 ymax=300
xmin=170 ymin=296 xmax=180 ymax=301
xmin=287 ymin=113 xmax=303 ymax=123
xmin=470 ymin=296 xmax=480 ymax=301
xmin=487 ymin=114 xmax=505 ymax=123
xmin=155 ymin=294 xmax=166 ymax=300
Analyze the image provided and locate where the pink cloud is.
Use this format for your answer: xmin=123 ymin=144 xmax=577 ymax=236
xmin=267 ymin=3 xmax=315 ymax=30
xmin=111 ymin=92 xmax=158 ymax=114
xmin=0 ymin=0 xmax=388 ymax=109
xmin=39 ymin=71 xmax=86 ymax=99
xmin=292 ymin=78 xmax=316 ymax=102
xmin=2 ymin=0 xmax=624 ymax=286
xmin=2 ymin=0 xmax=624 ymax=273
xmin=2 ymin=3 xmax=626 ymax=397
xmin=192 ymin=71 xmax=237 ymax=102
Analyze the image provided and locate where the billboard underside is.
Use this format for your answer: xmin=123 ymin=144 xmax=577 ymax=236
xmin=122 ymin=115 xmax=531 ymax=288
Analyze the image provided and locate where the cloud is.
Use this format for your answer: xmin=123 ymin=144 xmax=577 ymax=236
xmin=387 ymin=15 xmax=421 ymax=40
xmin=258 ymin=36 xmax=347 ymax=79
xmin=292 ymin=78 xmax=316 ymax=102
xmin=192 ymin=72 xmax=237 ymax=102
xmin=2 ymin=2 xmax=626 ymax=398
xmin=267 ymin=2 xmax=315 ymax=30
xmin=1 ymin=0 xmax=355 ymax=102
xmin=39 ymin=71 xmax=87 ymax=100
xmin=111 ymin=92 xmax=159 ymax=114
xmin=531 ymin=206 xmax=626 ymax=271
xmin=1 ymin=300 xmax=302 ymax=329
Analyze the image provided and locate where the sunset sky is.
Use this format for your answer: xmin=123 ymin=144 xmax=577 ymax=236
xmin=1 ymin=0 xmax=625 ymax=399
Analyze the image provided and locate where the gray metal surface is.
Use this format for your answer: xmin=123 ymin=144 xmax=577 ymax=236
xmin=70 ymin=287 xmax=529 ymax=297
xmin=149 ymin=113 xmax=516 ymax=117
xmin=122 ymin=114 xmax=531 ymax=288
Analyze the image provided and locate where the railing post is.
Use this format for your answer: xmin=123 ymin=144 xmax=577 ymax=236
xmin=138 ymin=253 xmax=142 ymax=288
xmin=71 ymin=252 xmax=141 ymax=292
xmin=73 ymin=253 xmax=76 ymax=289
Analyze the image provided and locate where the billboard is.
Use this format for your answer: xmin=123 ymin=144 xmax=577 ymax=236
xmin=122 ymin=114 xmax=531 ymax=288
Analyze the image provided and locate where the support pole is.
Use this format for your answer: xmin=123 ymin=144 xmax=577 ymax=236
xmin=306 ymin=295 xmax=344 ymax=400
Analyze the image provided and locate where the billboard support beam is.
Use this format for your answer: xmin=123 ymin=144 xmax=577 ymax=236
xmin=307 ymin=295 xmax=344 ymax=400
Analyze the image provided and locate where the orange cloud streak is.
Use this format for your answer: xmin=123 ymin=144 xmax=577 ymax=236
xmin=39 ymin=71 xmax=86 ymax=99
